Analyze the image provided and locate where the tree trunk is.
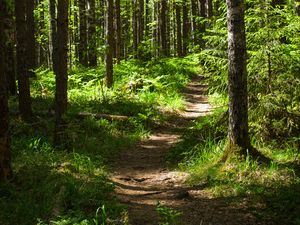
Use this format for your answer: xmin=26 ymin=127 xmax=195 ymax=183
xmin=0 ymin=0 xmax=13 ymax=182
xmin=199 ymin=0 xmax=206 ymax=47
xmin=226 ymin=0 xmax=250 ymax=154
xmin=54 ymin=0 xmax=69 ymax=146
xmin=191 ymin=0 xmax=198 ymax=45
xmin=160 ymin=0 xmax=167 ymax=56
xmin=79 ymin=0 xmax=88 ymax=66
xmin=16 ymin=0 xmax=33 ymax=120
xmin=74 ymin=0 xmax=79 ymax=62
xmin=49 ymin=0 xmax=58 ymax=73
xmin=38 ymin=0 xmax=47 ymax=67
xmin=115 ymin=0 xmax=122 ymax=63
xmin=87 ymin=0 xmax=97 ymax=66
xmin=26 ymin=0 xmax=37 ymax=77
xmin=3 ymin=4 xmax=17 ymax=95
xmin=133 ymin=0 xmax=138 ymax=57
xmin=206 ymin=0 xmax=213 ymax=18
xmin=137 ymin=0 xmax=144 ymax=57
xmin=106 ymin=0 xmax=114 ymax=88
xmin=182 ymin=2 xmax=189 ymax=56
xmin=175 ymin=3 xmax=182 ymax=57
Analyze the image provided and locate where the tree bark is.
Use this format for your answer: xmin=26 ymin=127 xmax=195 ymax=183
xmin=160 ymin=0 xmax=167 ymax=56
xmin=133 ymin=0 xmax=138 ymax=57
xmin=79 ymin=0 xmax=88 ymax=66
xmin=175 ymin=3 xmax=182 ymax=57
xmin=182 ymin=2 xmax=189 ymax=56
xmin=226 ymin=0 xmax=250 ymax=153
xmin=3 ymin=3 xmax=17 ymax=95
xmin=191 ymin=0 xmax=198 ymax=45
xmin=38 ymin=0 xmax=47 ymax=67
xmin=16 ymin=0 xmax=33 ymax=120
xmin=206 ymin=0 xmax=213 ymax=18
xmin=106 ymin=0 xmax=114 ymax=88
xmin=87 ymin=0 xmax=97 ymax=66
xmin=49 ymin=0 xmax=58 ymax=73
xmin=0 ymin=0 xmax=13 ymax=182
xmin=74 ymin=0 xmax=79 ymax=62
xmin=115 ymin=0 xmax=122 ymax=63
xmin=26 ymin=0 xmax=37 ymax=77
xmin=54 ymin=0 xmax=69 ymax=146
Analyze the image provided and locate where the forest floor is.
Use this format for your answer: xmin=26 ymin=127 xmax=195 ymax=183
xmin=111 ymin=76 xmax=271 ymax=225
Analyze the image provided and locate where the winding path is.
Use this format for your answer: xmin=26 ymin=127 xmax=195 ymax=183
xmin=111 ymin=77 xmax=268 ymax=225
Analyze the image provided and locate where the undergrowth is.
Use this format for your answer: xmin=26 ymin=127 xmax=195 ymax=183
xmin=1 ymin=56 xmax=198 ymax=225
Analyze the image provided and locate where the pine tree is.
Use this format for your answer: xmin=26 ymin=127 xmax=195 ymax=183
xmin=0 ymin=0 xmax=12 ymax=181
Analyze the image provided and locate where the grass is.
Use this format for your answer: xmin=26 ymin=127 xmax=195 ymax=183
xmin=168 ymin=90 xmax=300 ymax=225
xmin=1 ymin=56 xmax=199 ymax=225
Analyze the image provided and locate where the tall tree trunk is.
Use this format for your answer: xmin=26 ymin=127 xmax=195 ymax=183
xmin=123 ymin=0 xmax=130 ymax=59
xmin=16 ymin=0 xmax=33 ymax=120
xmin=0 ymin=0 xmax=12 ymax=182
xmin=199 ymin=0 xmax=206 ymax=47
xmin=106 ymin=0 xmax=114 ymax=88
xmin=138 ymin=0 xmax=144 ymax=45
xmin=74 ymin=0 xmax=79 ymax=63
xmin=182 ymin=2 xmax=189 ymax=56
xmin=54 ymin=0 xmax=69 ymax=146
xmin=145 ymin=0 xmax=150 ymax=38
xmin=87 ymin=0 xmax=97 ymax=66
xmin=26 ymin=0 xmax=37 ymax=77
xmin=226 ymin=0 xmax=250 ymax=153
xmin=160 ymin=0 xmax=167 ymax=56
xmin=133 ymin=0 xmax=138 ymax=57
xmin=191 ymin=0 xmax=198 ymax=45
xmin=115 ymin=0 xmax=122 ymax=63
xmin=175 ymin=3 xmax=182 ymax=57
xmin=4 ymin=4 xmax=17 ymax=95
xmin=206 ymin=0 xmax=213 ymax=18
xmin=38 ymin=0 xmax=47 ymax=67
xmin=49 ymin=0 xmax=58 ymax=73
xmin=79 ymin=0 xmax=88 ymax=66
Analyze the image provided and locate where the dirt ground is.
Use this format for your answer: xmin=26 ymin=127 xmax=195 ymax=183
xmin=111 ymin=77 xmax=273 ymax=225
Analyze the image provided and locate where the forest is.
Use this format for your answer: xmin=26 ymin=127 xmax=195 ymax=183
xmin=0 ymin=0 xmax=299 ymax=224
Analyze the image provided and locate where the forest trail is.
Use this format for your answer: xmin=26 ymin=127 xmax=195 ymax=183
xmin=111 ymin=77 xmax=263 ymax=225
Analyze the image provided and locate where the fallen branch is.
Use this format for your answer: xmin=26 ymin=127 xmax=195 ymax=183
xmin=77 ymin=112 xmax=129 ymax=122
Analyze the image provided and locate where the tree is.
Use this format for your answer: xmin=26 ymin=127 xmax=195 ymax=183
xmin=226 ymin=0 xmax=251 ymax=155
xmin=0 ymin=0 xmax=12 ymax=181
xmin=106 ymin=0 xmax=115 ymax=88
xmin=79 ymin=0 xmax=88 ymax=66
xmin=54 ymin=0 xmax=69 ymax=146
xmin=160 ymin=0 xmax=167 ymax=56
xmin=15 ymin=0 xmax=33 ymax=120
xmin=226 ymin=0 xmax=266 ymax=160
xmin=206 ymin=0 xmax=213 ymax=18
xmin=87 ymin=0 xmax=97 ymax=66
xmin=182 ymin=1 xmax=189 ymax=56
xmin=175 ymin=1 xmax=182 ymax=57
xmin=115 ymin=0 xmax=122 ymax=63
xmin=26 ymin=0 xmax=37 ymax=77
xmin=49 ymin=0 xmax=58 ymax=73
xmin=3 ymin=2 xmax=16 ymax=95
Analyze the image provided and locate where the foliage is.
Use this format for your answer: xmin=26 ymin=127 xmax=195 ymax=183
xmin=200 ymin=0 xmax=300 ymax=145
xmin=156 ymin=203 xmax=182 ymax=225
xmin=2 ymin=56 xmax=197 ymax=225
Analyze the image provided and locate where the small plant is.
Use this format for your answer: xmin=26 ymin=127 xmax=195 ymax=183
xmin=156 ymin=202 xmax=182 ymax=225
xmin=93 ymin=205 xmax=107 ymax=225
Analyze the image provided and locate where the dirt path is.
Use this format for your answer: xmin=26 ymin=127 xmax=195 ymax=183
xmin=111 ymin=77 xmax=266 ymax=225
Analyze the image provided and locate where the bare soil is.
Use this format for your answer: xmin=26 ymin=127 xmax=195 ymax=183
xmin=111 ymin=77 xmax=271 ymax=225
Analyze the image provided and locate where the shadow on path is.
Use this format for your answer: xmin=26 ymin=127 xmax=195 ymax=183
xmin=111 ymin=76 xmax=271 ymax=225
